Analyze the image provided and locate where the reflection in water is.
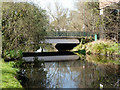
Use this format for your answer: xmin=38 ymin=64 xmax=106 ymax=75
xmin=86 ymin=54 xmax=120 ymax=64
xmin=36 ymin=43 xmax=57 ymax=52
xmin=20 ymin=55 xmax=120 ymax=88
xmin=23 ymin=55 xmax=79 ymax=62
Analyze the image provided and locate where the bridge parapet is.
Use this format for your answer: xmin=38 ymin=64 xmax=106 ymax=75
xmin=45 ymin=38 xmax=80 ymax=44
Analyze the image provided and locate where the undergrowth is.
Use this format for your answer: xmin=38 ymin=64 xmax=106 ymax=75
xmin=73 ymin=39 xmax=119 ymax=55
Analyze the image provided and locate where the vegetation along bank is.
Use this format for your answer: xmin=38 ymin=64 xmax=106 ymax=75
xmin=73 ymin=39 xmax=120 ymax=56
xmin=0 ymin=59 xmax=23 ymax=88
xmin=1 ymin=2 xmax=49 ymax=88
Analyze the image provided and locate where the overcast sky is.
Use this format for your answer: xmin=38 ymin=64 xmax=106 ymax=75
xmin=29 ymin=0 xmax=76 ymax=11
xmin=28 ymin=0 xmax=77 ymax=22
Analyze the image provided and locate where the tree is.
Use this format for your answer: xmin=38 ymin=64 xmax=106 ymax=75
xmin=2 ymin=2 xmax=49 ymax=52
xmin=47 ymin=2 xmax=69 ymax=32
xmin=68 ymin=10 xmax=83 ymax=31
xmin=102 ymin=2 xmax=120 ymax=42
xmin=69 ymin=2 xmax=100 ymax=33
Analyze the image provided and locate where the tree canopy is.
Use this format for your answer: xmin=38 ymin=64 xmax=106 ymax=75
xmin=2 ymin=2 xmax=49 ymax=52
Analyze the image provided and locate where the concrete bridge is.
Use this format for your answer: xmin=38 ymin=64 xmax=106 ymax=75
xmin=45 ymin=36 xmax=80 ymax=43
xmin=42 ymin=36 xmax=80 ymax=51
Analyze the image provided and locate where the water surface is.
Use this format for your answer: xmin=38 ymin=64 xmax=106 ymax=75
xmin=20 ymin=54 xmax=120 ymax=88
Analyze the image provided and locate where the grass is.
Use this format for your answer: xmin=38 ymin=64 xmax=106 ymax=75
xmin=72 ymin=39 xmax=120 ymax=55
xmin=0 ymin=58 xmax=22 ymax=88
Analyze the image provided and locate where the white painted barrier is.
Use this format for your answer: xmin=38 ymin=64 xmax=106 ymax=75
xmin=45 ymin=39 xmax=80 ymax=44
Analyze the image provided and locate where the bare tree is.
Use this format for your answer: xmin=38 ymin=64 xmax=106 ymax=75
xmin=69 ymin=2 xmax=100 ymax=33
xmin=102 ymin=2 xmax=120 ymax=42
xmin=47 ymin=2 xmax=69 ymax=32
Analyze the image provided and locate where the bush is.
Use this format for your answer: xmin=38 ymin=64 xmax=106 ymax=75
xmin=73 ymin=39 xmax=119 ymax=55
xmin=3 ymin=50 xmax=23 ymax=60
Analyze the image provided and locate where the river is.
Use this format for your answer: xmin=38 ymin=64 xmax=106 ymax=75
xmin=19 ymin=51 xmax=120 ymax=88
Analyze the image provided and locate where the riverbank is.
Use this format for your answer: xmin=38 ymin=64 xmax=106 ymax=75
xmin=72 ymin=39 xmax=120 ymax=56
xmin=0 ymin=59 xmax=22 ymax=88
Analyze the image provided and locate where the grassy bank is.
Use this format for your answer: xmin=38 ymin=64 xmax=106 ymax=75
xmin=73 ymin=39 xmax=120 ymax=56
xmin=0 ymin=59 xmax=22 ymax=88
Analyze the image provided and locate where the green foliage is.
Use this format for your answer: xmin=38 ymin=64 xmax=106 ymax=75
xmin=107 ymin=43 xmax=119 ymax=54
xmin=0 ymin=59 xmax=22 ymax=88
xmin=91 ymin=43 xmax=109 ymax=54
xmin=72 ymin=37 xmax=93 ymax=51
xmin=88 ymin=41 xmax=119 ymax=55
xmin=3 ymin=50 xmax=23 ymax=60
xmin=73 ymin=40 xmax=119 ymax=55
xmin=2 ymin=2 xmax=49 ymax=52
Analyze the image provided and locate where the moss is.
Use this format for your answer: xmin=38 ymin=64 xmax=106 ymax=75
xmin=0 ymin=59 xmax=22 ymax=88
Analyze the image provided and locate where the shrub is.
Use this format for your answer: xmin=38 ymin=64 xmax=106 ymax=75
xmin=73 ymin=39 xmax=119 ymax=55
xmin=3 ymin=50 xmax=23 ymax=60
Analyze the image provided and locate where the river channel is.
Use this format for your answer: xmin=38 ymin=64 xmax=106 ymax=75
xmin=19 ymin=45 xmax=120 ymax=88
